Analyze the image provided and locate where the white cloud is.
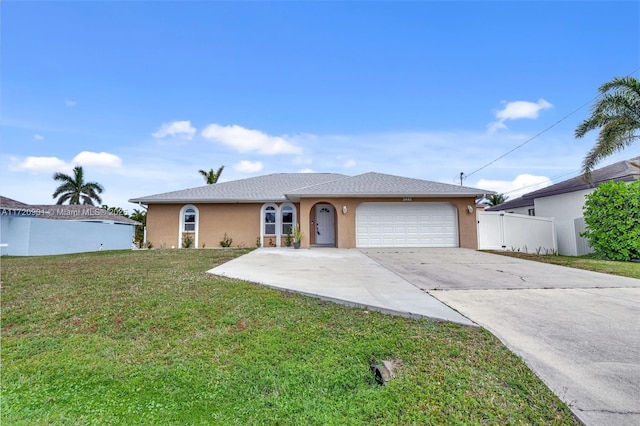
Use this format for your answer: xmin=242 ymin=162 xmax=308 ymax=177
xmin=201 ymin=124 xmax=302 ymax=155
xmin=72 ymin=151 xmax=122 ymax=168
xmin=343 ymin=159 xmax=356 ymax=168
xmin=475 ymin=174 xmax=553 ymax=198
xmin=152 ymin=120 xmax=196 ymax=140
xmin=10 ymin=156 xmax=70 ymax=173
xmin=298 ymin=168 xmax=315 ymax=173
xmin=233 ymin=160 xmax=263 ymax=173
xmin=64 ymin=99 xmax=77 ymax=107
xmin=9 ymin=151 xmax=122 ymax=174
xmin=33 ymin=134 xmax=44 ymax=141
xmin=488 ymin=99 xmax=552 ymax=132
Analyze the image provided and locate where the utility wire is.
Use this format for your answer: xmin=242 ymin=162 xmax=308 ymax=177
xmin=464 ymin=67 xmax=640 ymax=180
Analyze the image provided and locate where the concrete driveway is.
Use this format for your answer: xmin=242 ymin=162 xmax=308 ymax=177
xmin=363 ymin=248 xmax=640 ymax=426
xmin=209 ymin=247 xmax=640 ymax=426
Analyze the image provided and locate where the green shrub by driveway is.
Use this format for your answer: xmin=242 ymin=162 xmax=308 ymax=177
xmin=1 ymin=249 xmax=579 ymax=425
xmin=582 ymin=179 xmax=640 ymax=261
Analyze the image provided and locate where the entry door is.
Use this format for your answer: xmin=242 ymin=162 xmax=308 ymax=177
xmin=315 ymin=204 xmax=335 ymax=245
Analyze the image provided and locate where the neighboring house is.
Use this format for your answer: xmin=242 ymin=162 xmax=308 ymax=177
xmin=485 ymin=196 xmax=535 ymax=216
xmin=0 ymin=196 xmax=139 ymax=256
xmin=129 ymin=172 xmax=491 ymax=250
xmin=486 ymin=156 xmax=640 ymax=255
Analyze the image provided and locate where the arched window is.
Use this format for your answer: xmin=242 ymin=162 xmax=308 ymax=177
xmin=282 ymin=204 xmax=294 ymax=235
xmin=183 ymin=208 xmax=196 ymax=232
xmin=179 ymin=205 xmax=199 ymax=248
xmin=264 ymin=205 xmax=276 ymax=235
xmin=260 ymin=203 xmax=297 ymax=247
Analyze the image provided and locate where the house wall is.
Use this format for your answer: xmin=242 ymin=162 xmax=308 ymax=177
xmin=534 ymin=189 xmax=593 ymax=221
xmin=146 ymin=203 xmax=262 ymax=248
xmin=146 ymin=197 xmax=479 ymax=250
xmin=298 ymin=197 xmax=479 ymax=249
xmin=0 ymin=216 xmax=135 ymax=256
xmin=503 ymin=205 xmax=534 ymax=215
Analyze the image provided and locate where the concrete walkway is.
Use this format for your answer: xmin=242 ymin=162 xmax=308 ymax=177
xmin=207 ymin=248 xmax=473 ymax=325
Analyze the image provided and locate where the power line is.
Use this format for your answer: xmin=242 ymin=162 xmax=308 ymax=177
xmin=496 ymin=149 xmax=637 ymax=197
xmin=464 ymin=67 xmax=640 ymax=180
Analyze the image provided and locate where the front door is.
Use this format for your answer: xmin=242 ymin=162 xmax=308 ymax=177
xmin=315 ymin=204 xmax=335 ymax=245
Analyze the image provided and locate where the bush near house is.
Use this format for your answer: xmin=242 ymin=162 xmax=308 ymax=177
xmin=582 ymin=180 xmax=640 ymax=261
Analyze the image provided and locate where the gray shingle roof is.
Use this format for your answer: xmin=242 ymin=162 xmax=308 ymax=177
xmin=286 ymin=172 xmax=491 ymax=199
xmin=130 ymin=172 xmax=491 ymax=204
xmin=486 ymin=156 xmax=640 ymax=211
xmin=485 ymin=195 xmax=534 ymax=211
xmin=129 ymin=173 xmax=348 ymax=203
xmin=1 ymin=196 xmax=139 ymax=224
xmin=523 ymin=156 xmax=639 ymax=199
xmin=0 ymin=196 xmax=29 ymax=209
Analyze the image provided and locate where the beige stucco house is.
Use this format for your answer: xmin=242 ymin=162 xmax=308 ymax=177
xmin=129 ymin=172 xmax=491 ymax=250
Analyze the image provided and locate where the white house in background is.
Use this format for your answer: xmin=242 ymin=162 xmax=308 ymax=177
xmin=487 ymin=156 xmax=640 ymax=256
xmin=0 ymin=196 xmax=139 ymax=256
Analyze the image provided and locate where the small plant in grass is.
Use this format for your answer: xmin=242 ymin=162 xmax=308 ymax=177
xmin=145 ymin=241 xmax=153 ymax=249
xmin=256 ymin=236 xmax=262 ymax=248
xmin=220 ymin=233 xmax=233 ymax=247
xmin=182 ymin=234 xmax=194 ymax=248
xmin=201 ymin=242 xmax=206 ymax=249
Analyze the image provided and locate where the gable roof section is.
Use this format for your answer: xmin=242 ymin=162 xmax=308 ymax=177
xmin=286 ymin=172 xmax=489 ymax=200
xmin=524 ymin=156 xmax=640 ymax=199
xmin=129 ymin=173 xmax=348 ymax=204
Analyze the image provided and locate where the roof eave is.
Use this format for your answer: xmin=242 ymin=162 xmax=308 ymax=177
xmin=128 ymin=198 xmax=287 ymax=204
xmin=287 ymin=192 xmax=487 ymax=199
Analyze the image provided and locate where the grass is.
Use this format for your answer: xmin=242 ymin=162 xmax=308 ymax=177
xmin=1 ymin=249 xmax=579 ymax=425
xmin=489 ymin=251 xmax=640 ymax=279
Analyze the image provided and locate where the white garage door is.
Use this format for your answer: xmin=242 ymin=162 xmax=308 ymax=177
xmin=356 ymin=202 xmax=458 ymax=248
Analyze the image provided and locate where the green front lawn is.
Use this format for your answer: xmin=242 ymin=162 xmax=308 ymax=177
xmin=1 ymin=249 xmax=578 ymax=425
xmin=489 ymin=251 xmax=640 ymax=279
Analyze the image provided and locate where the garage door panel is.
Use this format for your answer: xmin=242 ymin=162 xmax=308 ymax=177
xmin=356 ymin=202 xmax=458 ymax=248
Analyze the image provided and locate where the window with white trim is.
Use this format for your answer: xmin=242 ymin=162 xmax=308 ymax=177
xmin=264 ymin=206 xmax=276 ymax=235
xmin=183 ymin=207 xmax=196 ymax=232
xmin=282 ymin=204 xmax=294 ymax=235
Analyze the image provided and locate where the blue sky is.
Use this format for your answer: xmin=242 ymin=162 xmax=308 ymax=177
xmin=2 ymin=1 xmax=639 ymax=210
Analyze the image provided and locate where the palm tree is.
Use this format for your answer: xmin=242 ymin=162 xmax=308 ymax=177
xmin=575 ymin=76 xmax=640 ymax=177
xmin=130 ymin=208 xmax=147 ymax=225
xmin=101 ymin=205 xmax=127 ymax=216
xmin=130 ymin=208 xmax=147 ymax=245
xmin=199 ymin=166 xmax=225 ymax=184
xmin=52 ymin=166 xmax=104 ymax=205
xmin=486 ymin=193 xmax=509 ymax=207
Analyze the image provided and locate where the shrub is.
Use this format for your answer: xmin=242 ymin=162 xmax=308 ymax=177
xmin=182 ymin=234 xmax=194 ymax=249
xmin=582 ymin=180 xmax=640 ymax=261
xmin=220 ymin=233 xmax=233 ymax=248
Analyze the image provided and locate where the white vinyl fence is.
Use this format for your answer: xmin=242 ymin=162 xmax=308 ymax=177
xmin=554 ymin=217 xmax=593 ymax=256
xmin=477 ymin=211 xmax=557 ymax=253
